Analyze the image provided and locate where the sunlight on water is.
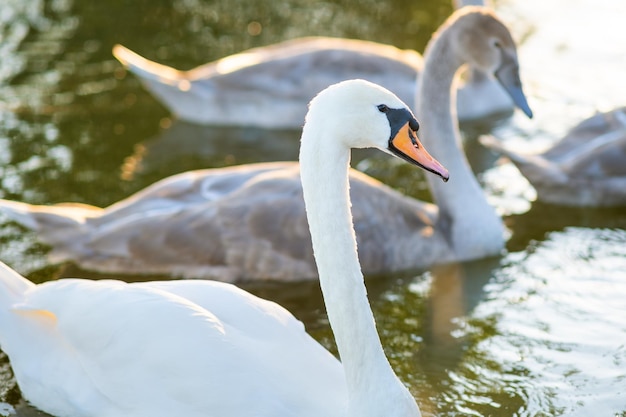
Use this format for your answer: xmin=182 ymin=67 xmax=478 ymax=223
xmin=464 ymin=228 xmax=626 ymax=415
xmin=369 ymin=229 xmax=626 ymax=416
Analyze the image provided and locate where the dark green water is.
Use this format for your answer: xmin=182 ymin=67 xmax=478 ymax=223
xmin=0 ymin=0 xmax=625 ymax=416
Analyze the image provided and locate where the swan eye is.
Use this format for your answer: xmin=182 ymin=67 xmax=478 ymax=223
xmin=493 ymin=39 xmax=502 ymax=49
xmin=377 ymin=104 xmax=389 ymax=113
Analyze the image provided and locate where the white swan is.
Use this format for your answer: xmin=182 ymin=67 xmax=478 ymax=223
xmin=0 ymin=7 xmax=531 ymax=282
xmin=112 ymin=10 xmax=517 ymax=129
xmin=481 ymin=106 xmax=626 ymax=206
xmin=0 ymin=79 xmax=447 ymax=417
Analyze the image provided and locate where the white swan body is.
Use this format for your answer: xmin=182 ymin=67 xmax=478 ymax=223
xmin=0 ymin=7 xmax=531 ymax=282
xmin=0 ymin=276 xmax=346 ymax=417
xmin=113 ymin=34 xmax=513 ymax=129
xmin=481 ymin=106 xmax=626 ymax=206
xmin=0 ymin=79 xmax=449 ymax=417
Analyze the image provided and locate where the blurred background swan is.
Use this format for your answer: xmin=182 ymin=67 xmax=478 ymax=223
xmin=0 ymin=8 xmax=531 ymax=282
xmin=112 ymin=0 xmax=515 ymax=129
xmin=482 ymin=106 xmax=626 ymax=206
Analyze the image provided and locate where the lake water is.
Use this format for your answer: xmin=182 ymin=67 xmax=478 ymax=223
xmin=0 ymin=0 xmax=625 ymax=416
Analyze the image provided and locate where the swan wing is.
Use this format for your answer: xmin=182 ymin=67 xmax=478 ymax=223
xmin=115 ymin=38 xmax=421 ymax=96
xmin=6 ymin=278 xmax=345 ymax=417
xmin=558 ymin=129 xmax=626 ymax=178
xmin=543 ymin=107 xmax=626 ymax=160
xmin=0 ymin=163 xmax=317 ymax=281
xmin=0 ymin=161 xmax=441 ymax=279
xmin=113 ymin=39 xmax=420 ymax=128
xmin=83 ymin=163 xmax=316 ymax=280
xmin=205 ymin=37 xmax=420 ymax=97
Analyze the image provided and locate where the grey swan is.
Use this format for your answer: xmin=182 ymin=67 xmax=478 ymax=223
xmin=112 ymin=5 xmax=518 ymax=129
xmin=482 ymin=106 xmax=626 ymax=206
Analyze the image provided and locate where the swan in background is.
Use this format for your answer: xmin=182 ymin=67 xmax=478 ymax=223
xmin=112 ymin=39 xmax=423 ymax=129
xmin=481 ymin=106 xmax=626 ymax=206
xmin=415 ymin=6 xmax=532 ymax=260
xmin=0 ymin=79 xmax=447 ymax=417
xmin=0 ymin=7 xmax=531 ymax=282
xmin=112 ymin=2 xmax=514 ymax=129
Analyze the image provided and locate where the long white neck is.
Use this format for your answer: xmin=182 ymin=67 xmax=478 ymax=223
xmin=299 ymin=125 xmax=419 ymax=417
xmin=416 ymin=29 xmax=505 ymax=260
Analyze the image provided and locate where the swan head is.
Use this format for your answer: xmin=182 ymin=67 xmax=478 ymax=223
xmin=445 ymin=7 xmax=533 ymax=118
xmin=304 ymin=79 xmax=449 ymax=181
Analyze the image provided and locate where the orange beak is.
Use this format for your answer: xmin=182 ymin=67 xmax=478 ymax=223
xmin=389 ymin=122 xmax=449 ymax=182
